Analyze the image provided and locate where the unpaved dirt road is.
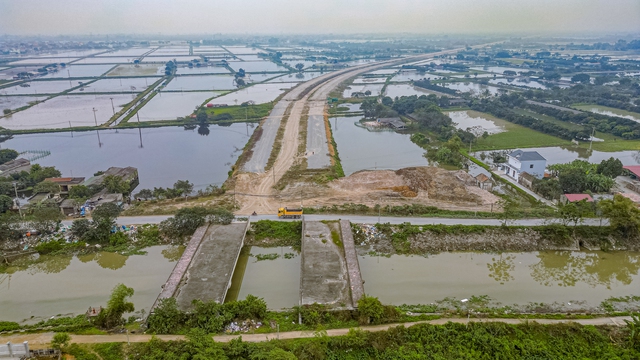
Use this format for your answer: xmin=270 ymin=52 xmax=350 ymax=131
xmin=235 ymin=42 xmax=503 ymax=215
xmin=1 ymin=316 xmax=631 ymax=348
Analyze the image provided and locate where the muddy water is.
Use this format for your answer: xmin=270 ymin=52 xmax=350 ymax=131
xmin=331 ymin=117 xmax=428 ymax=175
xmin=0 ymin=246 xmax=182 ymax=323
xmin=226 ymin=247 xmax=300 ymax=309
xmin=359 ymin=251 xmax=640 ymax=306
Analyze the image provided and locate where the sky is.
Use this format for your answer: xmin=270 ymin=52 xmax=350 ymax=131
xmin=0 ymin=0 xmax=639 ymax=36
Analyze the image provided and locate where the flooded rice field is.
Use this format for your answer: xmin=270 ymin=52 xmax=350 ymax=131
xmin=489 ymin=78 xmax=548 ymax=89
xmin=227 ymin=61 xmax=289 ymax=73
xmin=359 ymin=251 xmax=640 ymax=307
xmin=0 ymin=246 xmax=181 ymax=323
xmin=137 ymin=91 xmax=223 ymax=121
xmin=353 ymin=77 xmax=387 ymax=84
xmin=444 ymin=82 xmax=501 ymax=95
xmin=0 ymin=80 xmax=76 ymax=95
xmin=226 ymin=247 xmax=300 ymax=310
xmin=141 ymin=56 xmax=199 ymax=63
xmin=446 ymin=110 xmax=505 ymax=134
xmin=207 ymin=83 xmax=297 ymax=105
xmin=384 ymin=84 xmax=440 ymax=98
xmin=0 ymin=94 xmax=134 ymax=129
xmin=343 ymin=84 xmax=384 ymax=98
xmin=573 ymin=105 xmax=640 ymax=122
xmin=9 ymin=58 xmax=81 ymax=66
xmin=176 ymin=66 xmax=231 ymax=75
xmin=72 ymin=57 xmax=137 ymax=65
xmin=1 ymin=124 xmax=254 ymax=191
xmin=0 ymin=96 xmax=46 ymax=112
xmin=71 ymin=77 xmax=158 ymax=93
xmin=474 ymin=146 xmax=640 ymax=166
xmin=391 ymin=72 xmax=440 ymax=82
xmin=107 ymin=64 xmax=164 ymax=77
xmin=267 ymin=72 xmax=323 ymax=83
xmin=331 ymin=116 xmax=428 ymax=175
xmin=163 ymin=75 xmax=237 ymax=91
xmin=97 ymin=47 xmax=155 ymax=57
xmin=38 ymin=64 xmax=115 ymax=79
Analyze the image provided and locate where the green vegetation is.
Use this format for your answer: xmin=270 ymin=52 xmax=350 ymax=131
xmin=159 ymin=206 xmax=234 ymax=240
xmin=246 ymin=220 xmax=302 ymax=249
xmin=253 ymin=253 xmax=280 ymax=261
xmin=201 ymin=103 xmax=273 ymax=122
xmin=74 ymin=321 xmax=640 ymax=359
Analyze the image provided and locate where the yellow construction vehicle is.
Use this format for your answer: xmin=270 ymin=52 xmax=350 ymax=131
xmin=278 ymin=207 xmax=303 ymax=219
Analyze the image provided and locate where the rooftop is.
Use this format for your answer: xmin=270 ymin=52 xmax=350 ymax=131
xmin=43 ymin=177 xmax=85 ymax=185
xmin=509 ymin=149 xmax=546 ymax=162
xmin=623 ymin=165 xmax=640 ymax=178
xmin=563 ymin=194 xmax=594 ymax=202
xmin=378 ymin=117 xmax=406 ymax=129
xmin=475 ymin=173 xmax=490 ymax=182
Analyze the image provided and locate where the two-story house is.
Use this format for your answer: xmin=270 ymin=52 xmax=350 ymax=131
xmin=501 ymin=149 xmax=546 ymax=181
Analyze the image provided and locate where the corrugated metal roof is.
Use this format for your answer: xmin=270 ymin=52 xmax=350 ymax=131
xmin=563 ymin=194 xmax=593 ymax=202
xmin=509 ymin=149 xmax=546 ymax=161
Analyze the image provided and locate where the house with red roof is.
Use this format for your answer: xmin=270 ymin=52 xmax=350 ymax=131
xmin=560 ymin=193 xmax=594 ymax=204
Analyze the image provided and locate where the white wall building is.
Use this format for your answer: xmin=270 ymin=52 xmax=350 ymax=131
xmin=501 ymin=149 xmax=546 ymax=181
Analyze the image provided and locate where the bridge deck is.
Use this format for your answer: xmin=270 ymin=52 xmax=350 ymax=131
xmin=300 ymin=221 xmax=352 ymax=308
xmin=175 ymin=223 xmax=248 ymax=309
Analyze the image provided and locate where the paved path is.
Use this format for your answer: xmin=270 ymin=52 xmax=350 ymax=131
xmin=1 ymin=316 xmax=632 ymax=348
xmin=494 ymin=170 xmax=556 ymax=207
xmin=70 ymin=214 xmax=605 ymax=227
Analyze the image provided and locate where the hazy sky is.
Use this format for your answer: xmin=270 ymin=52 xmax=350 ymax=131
xmin=1 ymin=0 xmax=639 ymax=35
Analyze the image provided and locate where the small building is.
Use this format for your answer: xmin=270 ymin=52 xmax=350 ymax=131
xmin=560 ymin=194 xmax=594 ymax=204
xmin=43 ymin=177 xmax=85 ymax=194
xmin=87 ymin=191 xmax=124 ymax=208
xmin=623 ymin=165 xmax=640 ymax=180
xmin=59 ymin=198 xmax=79 ymax=216
xmin=501 ymin=149 xmax=546 ymax=182
xmin=474 ymin=173 xmax=493 ymax=190
xmin=377 ymin=117 xmax=407 ymax=130
xmin=518 ymin=172 xmax=536 ymax=189
xmin=0 ymin=158 xmax=31 ymax=177
xmin=82 ymin=167 xmax=139 ymax=194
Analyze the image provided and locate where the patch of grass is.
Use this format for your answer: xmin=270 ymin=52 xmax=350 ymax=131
xmin=470 ymin=110 xmax=572 ymax=150
xmin=253 ymin=253 xmax=280 ymax=261
xmin=331 ymin=230 xmax=342 ymax=247
xmin=246 ymin=220 xmax=302 ymax=249
xmin=202 ymin=103 xmax=273 ymax=121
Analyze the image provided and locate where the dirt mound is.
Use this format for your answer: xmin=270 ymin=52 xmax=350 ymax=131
xmin=395 ymin=167 xmax=480 ymax=203
xmin=330 ymin=170 xmax=406 ymax=192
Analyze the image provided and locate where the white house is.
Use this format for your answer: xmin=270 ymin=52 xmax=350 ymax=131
xmin=501 ymin=150 xmax=546 ymax=181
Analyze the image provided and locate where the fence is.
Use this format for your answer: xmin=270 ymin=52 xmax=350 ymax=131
xmin=0 ymin=342 xmax=28 ymax=358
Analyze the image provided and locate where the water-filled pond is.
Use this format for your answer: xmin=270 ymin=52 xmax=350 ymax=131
xmin=331 ymin=117 xmax=428 ymax=175
xmin=359 ymin=251 xmax=640 ymax=307
xmin=226 ymin=247 xmax=300 ymax=310
xmin=474 ymin=146 xmax=640 ymax=166
xmin=137 ymin=91 xmax=224 ymax=121
xmin=38 ymin=64 xmax=115 ymax=79
xmin=446 ymin=111 xmax=505 ymax=134
xmin=163 ymin=75 xmax=238 ymax=91
xmin=0 ymin=96 xmax=46 ymax=112
xmin=0 ymin=94 xmax=135 ymax=129
xmin=71 ymin=77 xmax=158 ymax=93
xmin=391 ymin=72 xmax=441 ymax=82
xmin=385 ymin=84 xmax=440 ymax=98
xmin=444 ymin=82 xmax=501 ymax=96
xmin=573 ymin=105 xmax=640 ymax=123
xmin=343 ymin=84 xmax=384 ymax=98
xmin=1 ymin=124 xmax=254 ymax=191
xmin=227 ymin=61 xmax=288 ymax=73
xmin=207 ymin=83 xmax=297 ymax=105
xmin=0 ymin=246 xmax=181 ymax=323
xmin=0 ymin=80 xmax=76 ymax=95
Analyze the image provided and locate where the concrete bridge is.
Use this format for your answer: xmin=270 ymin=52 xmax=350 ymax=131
xmin=152 ymin=218 xmax=364 ymax=312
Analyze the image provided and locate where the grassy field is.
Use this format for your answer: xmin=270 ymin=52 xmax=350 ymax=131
xmin=469 ymin=110 xmax=572 ymax=150
xmin=512 ymin=108 xmax=585 ymax=131
xmin=572 ymin=103 xmax=640 ymax=120
xmin=202 ymin=103 xmax=273 ymax=121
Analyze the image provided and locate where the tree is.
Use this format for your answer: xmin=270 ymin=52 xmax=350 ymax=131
xmin=571 ymin=73 xmax=591 ymax=84
xmin=196 ymin=110 xmax=208 ymax=123
xmin=559 ymin=200 xmax=592 ymax=226
xmin=558 ymin=167 xmax=587 ymax=193
xmin=0 ymin=149 xmax=18 ymax=165
xmin=68 ymin=185 xmax=94 ymax=200
xmin=103 ymin=175 xmax=130 ymax=194
xmin=364 ymin=90 xmax=372 ymax=96
xmin=597 ymin=157 xmax=623 ymax=178
xmin=92 ymin=202 xmax=121 ymax=224
xmin=33 ymin=181 xmax=60 ymax=194
xmin=94 ymin=284 xmax=135 ymax=329
xmin=236 ymin=68 xmax=245 ymax=77
xmin=0 ymin=195 xmax=13 ymax=213
xmin=357 ymin=295 xmax=385 ymax=325
xmin=51 ymin=332 xmax=70 ymax=350
xmin=599 ymin=194 xmax=640 ymax=236
xmin=2 ymin=109 xmax=11 ymax=115
xmin=360 ymin=99 xmax=377 ymax=118
xmin=29 ymin=205 xmax=62 ymax=234
xmin=173 ymin=180 xmax=194 ymax=196
xmin=71 ymin=218 xmax=92 ymax=239
xmin=135 ymin=189 xmax=153 ymax=200
xmin=381 ymin=96 xmax=393 ymax=106
xmin=159 ymin=207 xmax=207 ymax=239
xmin=294 ymin=63 xmax=304 ymax=72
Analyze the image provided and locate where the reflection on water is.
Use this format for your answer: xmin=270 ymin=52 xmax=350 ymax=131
xmin=359 ymin=251 xmax=640 ymax=306
xmin=530 ymin=251 xmax=640 ymax=289
xmin=474 ymin=146 xmax=640 ymax=166
xmin=227 ymin=246 xmax=300 ymax=309
xmin=332 ymin=117 xmax=428 ymax=175
xmin=0 ymin=246 xmax=181 ymax=322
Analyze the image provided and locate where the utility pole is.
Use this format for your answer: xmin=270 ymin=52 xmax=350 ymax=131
xmin=69 ymin=121 xmax=73 ymax=137
xmin=92 ymin=107 xmax=98 ymax=126
xmin=109 ymin=97 xmax=115 ymax=115
xmin=12 ymin=182 xmax=21 ymax=217
xmin=273 ymin=169 xmax=276 ymax=185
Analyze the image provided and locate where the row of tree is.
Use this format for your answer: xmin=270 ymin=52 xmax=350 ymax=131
xmin=534 ymin=158 xmax=622 ymax=199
